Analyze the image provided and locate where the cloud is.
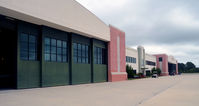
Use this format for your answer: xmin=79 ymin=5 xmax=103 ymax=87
xmin=168 ymin=7 xmax=199 ymax=29
xmin=131 ymin=44 xmax=199 ymax=66
xmin=76 ymin=0 xmax=199 ymax=66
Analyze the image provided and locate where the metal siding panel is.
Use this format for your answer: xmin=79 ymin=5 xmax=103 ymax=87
xmin=93 ymin=64 xmax=107 ymax=83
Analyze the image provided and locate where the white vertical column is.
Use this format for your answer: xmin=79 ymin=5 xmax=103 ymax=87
xmin=159 ymin=62 xmax=163 ymax=73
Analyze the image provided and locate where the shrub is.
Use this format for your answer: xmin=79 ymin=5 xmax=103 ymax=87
xmin=152 ymin=67 xmax=157 ymax=74
xmin=126 ymin=64 xmax=135 ymax=78
xmin=156 ymin=68 xmax=161 ymax=75
xmin=146 ymin=71 xmax=151 ymax=77
xmin=152 ymin=67 xmax=161 ymax=76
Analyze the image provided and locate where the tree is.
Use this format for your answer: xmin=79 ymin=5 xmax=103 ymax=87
xmin=156 ymin=68 xmax=161 ymax=75
xmin=185 ymin=62 xmax=196 ymax=71
xmin=152 ymin=67 xmax=161 ymax=75
xmin=126 ymin=65 xmax=135 ymax=78
xmin=152 ymin=67 xmax=157 ymax=74
xmin=179 ymin=62 xmax=199 ymax=73
xmin=178 ymin=63 xmax=186 ymax=73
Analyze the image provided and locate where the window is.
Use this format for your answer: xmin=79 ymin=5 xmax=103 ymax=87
xmin=78 ymin=44 xmax=82 ymax=63
xmin=73 ymin=43 xmax=89 ymax=64
xmin=94 ymin=47 xmax=106 ymax=64
xmin=57 ymin=40 xmax=62 ymax=62
xmin=44 ymin=37 xmax=68 ymax=62
xmin=62 ymin=41 xmax=67 ymax=62
xmin=73 ymin=43 xmax=78 ymax=63
xmin=20 ymin=33 xmax=38 ymax=60
xmin=82 ymin=45 xmax=86 ymax=63
xmin=51 ymin=39 xmax=56 ymax=62
xmin=146 ymin=60 xmax=156 ymax=66
xmin=126 ymin=56 xmax=136 ymax=64
xmin=159 ymin=57 xmax=163 ymax=62
xmin=44 ymin=38 xmax=50 ymax=61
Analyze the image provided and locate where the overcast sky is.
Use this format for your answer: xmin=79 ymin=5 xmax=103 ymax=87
xmin=76 ymin=0 xmax=199 ymax=66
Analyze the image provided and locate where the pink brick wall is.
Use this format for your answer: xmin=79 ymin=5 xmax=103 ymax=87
xmin=154 ymin=54 xmax=169 ymax=76
xmin=108 ymin=25 xmax=127 ymax=82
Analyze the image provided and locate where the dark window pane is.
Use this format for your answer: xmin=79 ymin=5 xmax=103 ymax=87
xmin=78 ymin=44 xmax=81 ymax=57
xmin=45 ymin=54 xmax=50 ymax=61
xmin=94 ymin=47 xmax=97 ymax=64
xmin=86 ymin=58 xmax=88 ymax=63
xmin=82 ymin=45 xmax=86 ymax=57
xmin=20 ymin=42 xmax=28 ymax=51
xmin=73 ymin=57 xmax=77 ymax=63
xmin=98 ymin=48 xmax=101 ymax=64
xmin=20 ymin=33 xmax=38 ymax=61
xmin=86 ymin=46 xmax=89 ymax=56
xmin=20 ymin=33 xmax=28 ymax=60
xmin=82 ymin=57 xmax=86 ymax=63
xmin=102 ymin=49 xmax=106 ymax=64
xmin=57 ymin=54 xmax=62 ymax=62
xmin=20 ymin=33 xmax=28 ymax=42
xmin=159 ymin=57 xmax=163 ymax=62
xmin=63 ymin=55 xmax=67 ymax=62
xmin=73 ymin=43 xmax=77 ymax=56
xmin=73 ymin=43 xmax=77 ymax=49
xmin=29 ymin=52 xmax=36 ymax=60
xmin=57 ymin=40 xmax=62 ymax=47
xmin=45 ymin=37 xmax=50 ymax=45
xmin=57 ymin=48 xmax=62 ymax=55
xmin=63 ymin=48 xmax=66 ymax=55
xmin=78 ymin=57 xmax=81 ymax=63
xmin=51 ymin=54 xmax=56 ymax=61
xmin=45 ymin=45 xmax=50 ymax=53
xmin=29 ymin=35 xmax=36 ymax=43
xmin=78 ymin=44 xmax=81 ymax=63
xmin=20 ymin=51 xmax=28 ymax=60
xmin=73 ymin=43 xmax=78 ymax=63
xmin=51 ymin=39 xmax=56 ymax=46
xmin=86 ymin=46 xmax=89 ymax=63
xmin=29 ymin=43 xmax=36 ymax=52
xmin=63 ymin=41 xmax=67 ymax=48
xmin=51 ymin=47 xmax=56 ymax=54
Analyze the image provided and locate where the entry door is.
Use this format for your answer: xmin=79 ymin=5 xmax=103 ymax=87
xmin=0 ymin=28 xmax=16 ymax=89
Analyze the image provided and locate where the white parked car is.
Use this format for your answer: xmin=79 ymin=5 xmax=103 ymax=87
xmin=152 ymin=74 xmax=158 ymax=78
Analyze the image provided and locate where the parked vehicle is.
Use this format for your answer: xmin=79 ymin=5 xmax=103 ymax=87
xmin=152 ymin=74 xmax=158 ymax=78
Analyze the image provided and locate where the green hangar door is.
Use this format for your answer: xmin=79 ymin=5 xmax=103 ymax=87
xmin=17 ymin=22 xmax=40 ymax=89
xmin=93 ymin=40 xmax=108 ymax=83
xmin=41 ymin=27 xmax=70 ymax=87
xmin=71 ymin=35 xmax=108 ymax=84
xmin=72 ymin=35 xmax=91 ymax=84
xmin=0 ymin=16 xmax=17 ymax=89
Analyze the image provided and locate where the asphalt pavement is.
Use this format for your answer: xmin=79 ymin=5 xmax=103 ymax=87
xmin=0 ymin=74 xmax=198 ymax=106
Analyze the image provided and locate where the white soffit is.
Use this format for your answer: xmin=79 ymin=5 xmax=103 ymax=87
xmin=0 ymin=0 xmax=110 ymax=41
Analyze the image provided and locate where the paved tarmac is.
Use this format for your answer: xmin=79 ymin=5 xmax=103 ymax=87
xmin=0 ymin=74 xmax=198 ymax=106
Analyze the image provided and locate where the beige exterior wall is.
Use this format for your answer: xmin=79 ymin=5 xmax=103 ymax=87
xmin=0 ymin=0 xmax=110 ymax=41
xmin=168 ymin=56 xmax=177 ymax=64
xmin=126 ymin=47 xmax=139 ymax=73
xmin=145 ymin=54 xmax=156 ymax=71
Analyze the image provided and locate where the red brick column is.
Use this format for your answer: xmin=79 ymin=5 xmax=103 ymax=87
xmin=154 ymin=54 xmax=169 ymax=76
xmin=108 ymin=25 xmax=127 ymax=82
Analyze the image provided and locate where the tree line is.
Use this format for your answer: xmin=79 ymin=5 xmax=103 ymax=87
xmin=178 ymin=62 xmax=199 ymax=73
